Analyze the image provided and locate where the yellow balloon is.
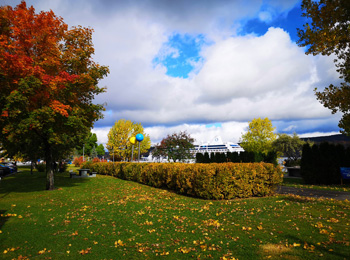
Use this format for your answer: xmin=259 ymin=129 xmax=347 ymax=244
xmin=129 ymin=136 xmax=136 ymax=145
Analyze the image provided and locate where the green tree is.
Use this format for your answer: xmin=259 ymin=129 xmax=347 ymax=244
xmin=90 ymin=146 xmax=98 ymax=159
xmin=297 ymin=0 xmax=350 ymax=135
xmin=0 ymin=2 xmax=109 ymax=190
xmin=96 ymin=144 xmax=105 ymax=157
xmin=106 ymin=119 xmax=151 ymax=161
xmin=153 ymin=131 xmax=195 ymax=162
xmin=273 ymin=133 xmax=308 ymax=160
xmin=77 ymin=132 xmax=98 ymax=157
xmin=240 ymin=118 xmax=277 ymax=155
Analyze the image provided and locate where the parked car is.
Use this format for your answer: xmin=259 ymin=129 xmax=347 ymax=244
xmin=4 ymin=162 xmax=17 ymax=173
xmin=0 ymin=164 xmax=11 ymax=176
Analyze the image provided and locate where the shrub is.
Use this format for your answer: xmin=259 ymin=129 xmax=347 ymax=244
xmin=36 ymin=163 xmax=46 ymax=172
xmin=87 ymin=162 xmax=283 ymax=200
xmin=198 ymin=151 xmax=277 ymax=164
xmin=196 ymin=153 xmax=204 ymax=163
xmin=59 ymin=162 xmax=68 ymax=172
xmin=203 ymin=152 xmax=210 ymax=163
xmin=92 ymin=157 xmax=101 ymax=163
xmin=301 ymin=142 xmax=350 ymax=184
xmin=284 ymin=159 xmax=301 ymax=167
xmin=73 ymin=156 xmax=84 ymax=167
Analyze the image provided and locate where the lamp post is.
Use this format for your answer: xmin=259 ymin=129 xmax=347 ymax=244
xmin=136 ymin=134 xmax=144 ymax=162
xmin=129 ymin=136 xmax=136 ymax=161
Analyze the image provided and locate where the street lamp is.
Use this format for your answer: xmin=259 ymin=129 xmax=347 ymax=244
xmin=136 ymin=134 xmax=144 ymax=162
xmin=129 ymin=136 xmax=136 ymax=161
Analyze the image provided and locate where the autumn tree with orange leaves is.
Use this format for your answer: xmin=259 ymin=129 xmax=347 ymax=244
xmin=0 ymin=2 xmax=109 ymax=189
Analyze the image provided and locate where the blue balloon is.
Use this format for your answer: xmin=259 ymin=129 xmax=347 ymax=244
xmin=136 ymin=133 xmax=144 ymax=142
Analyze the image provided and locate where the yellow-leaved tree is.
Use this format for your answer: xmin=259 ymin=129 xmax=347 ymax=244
xmin=106 ymin=119 xmax=151 ymax=161
xmin=240 ymin=118 xmax=277 ymax=155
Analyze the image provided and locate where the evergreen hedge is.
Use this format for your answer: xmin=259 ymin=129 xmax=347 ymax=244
xmin=301 ymin=142 xmax=350 ymax=184
xmin=196 ymin=151 xmax=277 ymax=165
xmin=82 ymin=162 xmax=283 ymax=200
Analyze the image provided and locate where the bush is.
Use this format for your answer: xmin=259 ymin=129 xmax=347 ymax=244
xmin=92 ymin=157 xmax=101 ymax=163
xmin=86 ymin=162 xmax=283 ymax=200
xmin=196 ymin=153 xmax=204 ymax=163
xmin=196 ymin=151 xmax=277 ymax=165
xmin=59 ymin=162 xmax=68 ymax=172
xmin=284 ymin=159 xmax=301 ymax=167
xmin=73 ymin=156 xmax=84 ymax=167
xmin=301 ymin=142 xmax=350 ymax=184
xmin=36 ymin=163 xmax=46 ymax=172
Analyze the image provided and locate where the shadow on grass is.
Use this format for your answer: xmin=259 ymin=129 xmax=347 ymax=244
xmin=284 ymin=234 xmax=349 ymax=259
xmin=0 ymin=210 xmax=9 ymax=230
xmin=0 ymin=170 xmax=90 ymax=195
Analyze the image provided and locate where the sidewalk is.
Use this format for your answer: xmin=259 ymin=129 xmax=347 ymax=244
xmin=277 ymin=186 xmax=350 ymax=201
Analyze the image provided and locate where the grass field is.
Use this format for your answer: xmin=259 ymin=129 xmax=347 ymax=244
xmin=0 ymin=166 xmax=349 ymax=259
xmin=283 ymin=176 xmax=350 ymax=192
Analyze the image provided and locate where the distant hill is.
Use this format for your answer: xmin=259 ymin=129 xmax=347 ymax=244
xmin=301 ymin=134 xmax=350 ymax=148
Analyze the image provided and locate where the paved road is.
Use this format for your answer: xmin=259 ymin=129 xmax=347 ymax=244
xmin=277 ymin=186 xmax=350 ymax=201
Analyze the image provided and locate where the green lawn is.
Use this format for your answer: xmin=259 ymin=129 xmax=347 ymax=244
xmin=283 ymin=177 xmax=350 ymax=192
xmin=0 ymin=167 xmax=349 ymax=259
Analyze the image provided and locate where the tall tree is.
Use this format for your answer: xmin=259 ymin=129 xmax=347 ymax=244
xmin=106 ymin=119 xmax=151 ymax=161
xmin=0 ymin=2 xmax=109 ymax=189
xmin=96 ymin=144 xmax=105 ymax=157
xmin=153 ymin=131 xmax=195 ymax=162
xmin=273 ymin=133 xmax=306 ymax=160
xmin=297 ymin=0 xmax=350 ymax=135
xmin=77 ymin=132 xmax=98 ymax=157
xmin=240 ymin=118 xmax=277 ymax=155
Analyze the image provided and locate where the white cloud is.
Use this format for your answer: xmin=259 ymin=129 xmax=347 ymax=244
xmin=5 ymin=0 xmax=343 ymax=145
xmin=144 ymin=121 xmax=248 ymax=145
xmin=91 ymin=127 xmax=110 ymax=146
xmin=91 ymin=26 xmax=341 ymax=144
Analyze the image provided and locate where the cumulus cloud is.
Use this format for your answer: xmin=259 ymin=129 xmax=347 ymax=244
xmin=5 ymin=0 xmax=343 ymax=145
xmin=96 ymin=27 xmax=339 ymax=127
xmin=145 ymin=121 xmax=248 ymax=145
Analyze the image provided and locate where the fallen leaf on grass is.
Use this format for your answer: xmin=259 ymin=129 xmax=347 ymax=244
xmin=38 ymin=248 xmax=51 ymax=254
xmin=115 ymin=240 xmax=125 ymax=247
xmin=79 ymin=248 xmax=91 ymax=255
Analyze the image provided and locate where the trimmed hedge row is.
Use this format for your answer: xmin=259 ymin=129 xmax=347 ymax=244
xmin=301 ymin=142 xmax=350 ymax=185
xmin=82 ymin=162 xmax=283 ymax=200
xmin=196 ymin=151 xmax=278 ymax=165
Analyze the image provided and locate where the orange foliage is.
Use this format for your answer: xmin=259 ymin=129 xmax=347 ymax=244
xmin=50 ymin=100 xmax=71 ymax=117
xmin=1 ymin=111 xmax=9 ymax=117
xmin=92 ymin=157 xmax=101 ymax=163
xmin=73 ymin=157 xmax=84 ymax=167
xmin=0 ymin=2 xmax=99 ymax=118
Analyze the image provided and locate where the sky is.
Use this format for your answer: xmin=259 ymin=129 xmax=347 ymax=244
xmin=4 ymin=0 xmax=343 ymax=145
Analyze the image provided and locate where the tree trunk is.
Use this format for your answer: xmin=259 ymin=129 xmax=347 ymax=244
xmin=46 ymin=164 xmax=55 ymax=190
xmin=45 ymin=143 xmax=55 ymax=190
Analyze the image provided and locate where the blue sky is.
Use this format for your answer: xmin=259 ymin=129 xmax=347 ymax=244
xmin=5 ymin=0 xmax=342 ymax=144
xmin=153 ymin=3 xmax=309 ymax=79
xmin=153 ymin=34 xmax=207 ymax=78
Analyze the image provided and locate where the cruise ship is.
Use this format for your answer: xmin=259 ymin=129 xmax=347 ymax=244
xmin=194 ymin=136 xmax=244 ymax=154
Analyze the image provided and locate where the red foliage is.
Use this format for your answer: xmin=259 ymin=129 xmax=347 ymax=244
xmin=73 ymin=156 xmax=84 ymax=167
xmin=92 ymin=157 xmax=100 ymax=163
